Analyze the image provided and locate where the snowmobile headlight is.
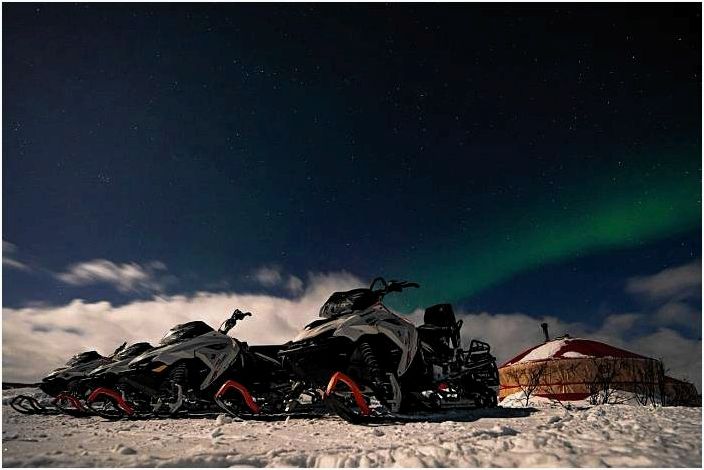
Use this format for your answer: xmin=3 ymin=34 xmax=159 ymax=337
xmin=152 ymin=363 xmax=168 ymax=373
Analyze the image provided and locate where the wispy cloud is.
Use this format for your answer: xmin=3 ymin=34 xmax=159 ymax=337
xmin=3 ymin=243 xmax=173 ymax=294
xmin=624 ymin=259 xmax=701 ymax=332
xmin=626 ymin=260 xmax=701 ymax=302
xmin=252 ymin=264 xmax=304 ymax=295
xmin=55 ymin=259 xmax=172 ymax=294
xmin=252 ymin=265 xmax=283 ymax=286
xmin=2 ymin=240 xmax=30 ymax=271
xmin=652 ymin=301 xmax=700 ymax=328
xmin=285 ymin=275 xmax=304 ymax=295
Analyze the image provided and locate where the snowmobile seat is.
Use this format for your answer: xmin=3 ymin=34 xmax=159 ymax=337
xmin=423 ymin=303 xmax=457 ymax=327
xmin=417 ymin=304 xmax=462 ymax=357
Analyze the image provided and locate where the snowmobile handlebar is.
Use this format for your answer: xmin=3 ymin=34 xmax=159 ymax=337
xmin=369 ymin=278 xmax=420 ymax=296
xmin=231 ymin=309 xmax=252 ymax=321
xmin=219 ymin=309 xmax=252 ymax=334
xmin=111 ymin=342 xmax=128 ymax=357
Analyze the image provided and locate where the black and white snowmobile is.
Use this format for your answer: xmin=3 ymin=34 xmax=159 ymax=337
xmin=85 ymin=309 xmax=318 ymax=420
xmin=9 ymin=342 xmax=151 ymax=416
xmin=62 ymin=342 xmax=156 ymax=413
xmin=279 ymin=277 xmax=500 ymax=423
xmin=86 ymin=342 xmax=157 ymax=385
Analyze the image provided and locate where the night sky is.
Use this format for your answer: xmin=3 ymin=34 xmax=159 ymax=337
xmin=3 ymin=4 xmax=701 ymax=335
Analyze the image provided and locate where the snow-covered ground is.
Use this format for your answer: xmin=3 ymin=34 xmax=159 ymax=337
xmin=2 ymin=388 xmax=701 ymax=467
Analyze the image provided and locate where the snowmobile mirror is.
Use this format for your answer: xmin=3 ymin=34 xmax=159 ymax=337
xmin=387 ymin=280 xmax=419 ymax=293
xmin=369 ymin=277 xmax=388 ymax=291
xmin=369 ymin=278 xmax=419 ymax=295
xmin=220 ymin=309 xmax=253 ymax=333
xmin=231 ymin=309 xmax=252 ymax=321
xmin=111 ymin=342 xmax=128 ymax=356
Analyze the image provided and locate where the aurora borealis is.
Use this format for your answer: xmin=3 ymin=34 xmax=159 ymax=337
xmin=389 ymin=145 xmax=701 ymax=311
xmin=3 ymin=3 xmax=701 ymax=331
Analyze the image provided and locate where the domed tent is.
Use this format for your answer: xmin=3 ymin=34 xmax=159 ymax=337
xmin=498 ymin=333 xmax=666 ymax=404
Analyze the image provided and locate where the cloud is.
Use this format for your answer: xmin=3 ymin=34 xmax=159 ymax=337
xmin=285 ymin=275 xmax=304 ymax=295
xmin=629 ymin=328 xmax=702 ymax=385
xmin=623 ymin=261 xmax=701 ymax=334
xmin=653 ymin=301 xmax=700 ymax=327
xmin=252 ymin=265 xmax=282 ymax=287
xmin=55 ymin=259 xmax=172 ymax=294
xmin=2 ymin=271 xmax=362 ymax=382
xmin=598 ymin=313 xmax=643 ymax=334
xmin=3 ymin=264 xmax=700 ymax=392
xmin=2 ymin=240 xmax=30 ymax=271
xmin=626 ymin=260 xmax=701 ymax=302
xmin=2 ymin=245 xmax=174 ymax=294
xmin=252 ymin=265 xmax=305 ymax=295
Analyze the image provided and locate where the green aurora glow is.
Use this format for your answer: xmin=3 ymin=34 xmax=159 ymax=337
xmin=387 ymin=147 xmax=701 ymax=312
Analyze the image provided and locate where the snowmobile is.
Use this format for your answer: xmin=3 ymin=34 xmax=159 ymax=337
xmin=85 ymin=309 xmax=320 ymax=420
xmin=87 ymin=342 xmax=158 ymax=385
xmin=60 ymin=342 xmax=156 ymax=413
xmin=279 ymin=277 xmax=500 ymax=423
xmin=9 ymin=342 xmax=152 ymax=416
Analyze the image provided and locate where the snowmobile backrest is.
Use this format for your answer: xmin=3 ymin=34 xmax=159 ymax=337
xmin=424 ymin=304 xmax=456 ymax=327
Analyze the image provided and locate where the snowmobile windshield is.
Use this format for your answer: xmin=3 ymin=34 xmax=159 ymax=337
xmin=114 ymin=342 xmax=153 ymax=360
xmin=319 ymin=288 xmax=379 ymax=318
xmin=160 ymin=321 xmax=214 ymax=345
xmin=65 ymin=350 xmax=104 ymax=366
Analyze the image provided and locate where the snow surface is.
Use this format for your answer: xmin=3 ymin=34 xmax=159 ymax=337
xmin=2 ymin=388 xmax=701 ymax=467
xmin=560 ymin=351 xmax=588 ymax=358
xmin=506 ymin=337 xmax=640 ymax=365
xmin=517 ymin=339 xmax=571 ymax=363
